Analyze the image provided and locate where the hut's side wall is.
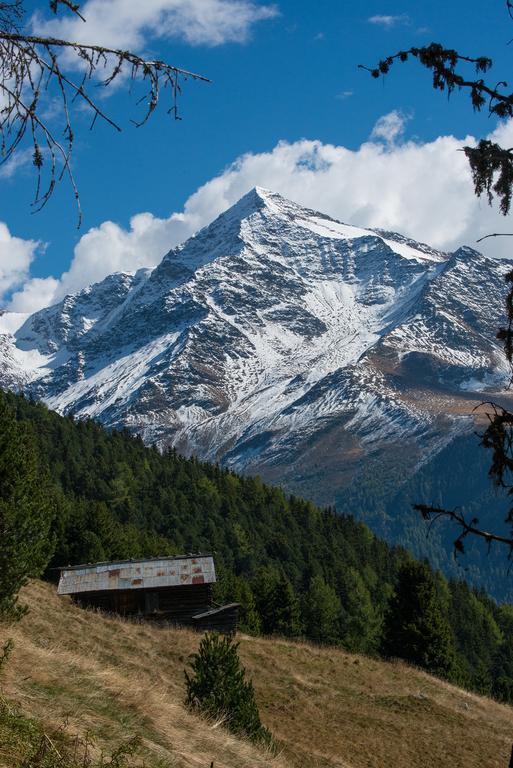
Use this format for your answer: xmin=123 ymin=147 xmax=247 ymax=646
xmin=157 ymin=583 xmax=213 ymax=622
xmin=73 ymin=583 xmax=212 ymax=622
xmin=192 ymin=604 xmax=240 ymax=634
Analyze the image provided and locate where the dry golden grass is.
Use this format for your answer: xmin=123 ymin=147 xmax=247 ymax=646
xmin=1 ymin=581 xmax=513 ymax=768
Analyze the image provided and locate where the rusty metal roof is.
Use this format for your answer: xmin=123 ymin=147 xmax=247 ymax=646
xmin=57 ymin=554 xmax=216 ymax=595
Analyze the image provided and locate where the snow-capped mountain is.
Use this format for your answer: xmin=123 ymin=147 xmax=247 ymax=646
xmin=1 ymin=187 xmax=512 ymax=509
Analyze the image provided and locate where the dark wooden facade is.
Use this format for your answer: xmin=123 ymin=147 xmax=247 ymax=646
xmin=74 ymin=582 xmax=214 ymax=623
xmin=191 ymin=603 xmax=240 ymax=634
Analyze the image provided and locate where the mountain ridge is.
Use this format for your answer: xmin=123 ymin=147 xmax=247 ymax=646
xmin=1 ymin=188 xmax=513 ymax=590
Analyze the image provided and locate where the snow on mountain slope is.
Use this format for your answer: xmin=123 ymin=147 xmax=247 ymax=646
xmin=0 ymin=187 xmax=511 ymax=506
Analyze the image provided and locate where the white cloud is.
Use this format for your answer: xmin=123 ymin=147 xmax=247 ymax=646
xmin=8 ymin=276 xmax=60 ymax=313
xmin=0 ymin=149 xmax=32 ymax=180
xmin=7 ymin=112 xmax=513 ymax=314
xmin=370 ymin=110 xmax=409 ymax=144
xmin=33 ymin=0 xmax=278 ymax=50
xmin=336 ymin=90 xmax=354 ymax=100
xmin=368 ymin=14 xmax=410 ymax=28
xmin=0 ymin=223 xmax=41 ymax=303
xmin=57 ymin=213 xmax=192 ymax=296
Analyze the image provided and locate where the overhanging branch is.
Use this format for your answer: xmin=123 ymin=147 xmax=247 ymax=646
xmin=0 ymin=31 xmax=210 ymax=83
xmin=0 ymin=24 xmax=210 ymax=225
xmin=414 ymin=503 xmax=513 ymax=552
xmin=476 ymin=233 xmax=513 ymax=242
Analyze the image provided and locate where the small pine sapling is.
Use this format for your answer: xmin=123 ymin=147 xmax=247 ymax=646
xmin=184 ymin=633 xmax=272 ymax=746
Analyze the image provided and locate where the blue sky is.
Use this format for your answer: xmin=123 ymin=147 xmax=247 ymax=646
xmin=2 ymin=0 xmax=513 ymax=312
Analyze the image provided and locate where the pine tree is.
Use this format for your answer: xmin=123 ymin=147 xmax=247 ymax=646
xmin=448 ymin=581 xmax=502 ymax=693
xmin=491 ymin=605 xmax=513 ymax=703
xmin=184 ymin=633 xmax=271 ymax=744
xmin=303 ymin=575 xmax=342 ymax=644
xmin=0 ymin=394 xmax=55 ymax=621
xmin=381 ymin=560 xmax=458 ymax=679
xmin=254 ymin=569 xmax=303 ymax=638
xmin=338 ymin=567 xmax=381 ymax=654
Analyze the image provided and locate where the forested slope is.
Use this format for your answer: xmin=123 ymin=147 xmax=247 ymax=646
xmin=5 ymin=391 xmax=513 ymax=702
xmin=337 ymin=429 xmax=513 ymax=601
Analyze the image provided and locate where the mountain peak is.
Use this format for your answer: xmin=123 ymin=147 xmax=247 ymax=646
xmin=159 ymin=186 xmax=290 ymax=271
xmin=252 ymin=185 xmax=273 ymax=197
xmin=208 ymin=189 xmax=448 ymax=266
xmin=220 ymin=185 xmax=279 ymax=220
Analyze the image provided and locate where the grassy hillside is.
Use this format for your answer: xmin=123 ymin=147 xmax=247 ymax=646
xmin=1 ymin=581 xmax=512 ymax=768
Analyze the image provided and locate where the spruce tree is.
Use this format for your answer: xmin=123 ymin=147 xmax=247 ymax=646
xmin=0 ymin=394 xmax=55 ymax=621
xmin=338 ymin=567 xmax=381 ymax=654
xmin=491 ymin=606 xmax=513 ymax=703
xmin=381 ymin=560 xmax=458 ymax=679
xmin=184 ymin=633 xmax=271 ymax=744
xmin=254 ymin=569 xmax=303 ymax=638
xmin=449 ymin=581 xmax=501 ymax=693
xmin=303 ymin=575 xmax=342 ymax=644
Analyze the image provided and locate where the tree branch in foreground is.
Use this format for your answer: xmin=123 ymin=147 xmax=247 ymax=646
xmin=476 ymin=233 xmax=513 ymax=242
xmin=359 ymin=35 xmax=513 ymax=214
xmin=0 ymin=28 xmax=209 ymax=225
xmin=414 ymin=503 xmax=513 ymax=555
xmin=414 ymin=399 xmax=513 ymax=558
xmin=361 ymin=2 xmax=513 ymax=560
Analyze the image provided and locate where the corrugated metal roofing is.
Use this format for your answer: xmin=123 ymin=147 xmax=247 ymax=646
xmin=57 ymin=555 xmax=216 ymax=595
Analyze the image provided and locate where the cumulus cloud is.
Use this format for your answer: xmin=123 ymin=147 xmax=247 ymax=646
xmin=0 ymin=149 xmax=32 ymax=180
xmin=0 ymin=224 xmax=41 ymax=305
xmin=370 ymin=110 xmax=409 ymax=144
xmin=7 ymin=113 xmax=513 ymax=314
xmin=58 ymin=213 xmax=193 ymax=296
xmin=8 ymin=276 xmax=60 ymax=314
xmin=368 ymin=14 xmax=411 ymax=28
xmin=33 ymin=0 xmax=278 ymax=50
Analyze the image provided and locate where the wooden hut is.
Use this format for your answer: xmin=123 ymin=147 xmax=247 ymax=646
xmin=57 ymin=554 xmax=239 ymax=633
